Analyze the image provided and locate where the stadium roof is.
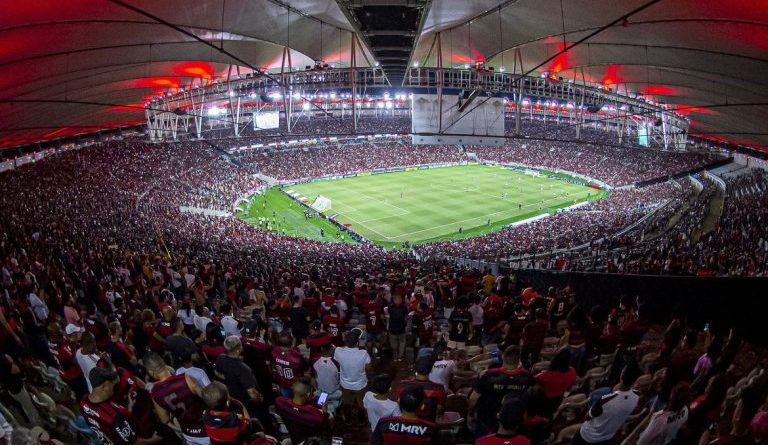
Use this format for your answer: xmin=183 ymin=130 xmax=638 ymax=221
xmin=1 ymin=0 xmax=768 ymax=149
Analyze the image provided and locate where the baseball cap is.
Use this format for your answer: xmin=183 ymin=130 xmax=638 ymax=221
xmin=89 ymin=367 xmax=118 ymax=388
xmin=65 ymin=324 xmax=84 ymax=335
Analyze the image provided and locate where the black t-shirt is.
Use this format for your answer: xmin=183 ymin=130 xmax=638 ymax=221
xmin=476 ymin=367 xmax=535 ymax=422
xmin=289 ymin=307 xmax=309 ymax=339
xmin=388 ymin=303 xmax=408 ymax=335
xmin=448 ymin=309 xmax=472 ymax=342
xmin=215 ymin=355 xmax=259 ymax=404
xmin=0 ymin=354 xmax=24 ymax=393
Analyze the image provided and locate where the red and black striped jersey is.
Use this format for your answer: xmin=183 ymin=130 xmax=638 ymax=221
xmin=274 ymin=397 xmax=326 ymax=445
xmin=370 ymin=416 xmax=437 ymax=445
xmin=150 ymin=374 xmax=206 ymax=437
xmin=80 ymin=398 xmax=138 ymax=445
xmin=203 ymin=399 xmax=250 ymax=445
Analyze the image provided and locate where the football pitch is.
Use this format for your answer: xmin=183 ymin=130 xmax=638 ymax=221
xmin=238 ymin=165 xmax=604 ymax=248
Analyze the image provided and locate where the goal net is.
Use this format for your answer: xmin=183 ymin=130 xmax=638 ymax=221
xmin=311 ymin=195 xmax=332 ymax=213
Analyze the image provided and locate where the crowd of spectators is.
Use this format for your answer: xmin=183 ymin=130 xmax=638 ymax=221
xmin=237 ymin=142 xmax=462 ymax=181
xmin=0 ymin=118 xmax=767 ymax=445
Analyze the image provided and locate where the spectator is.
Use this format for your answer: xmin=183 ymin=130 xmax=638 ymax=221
xmin=288 ymin=297 xmax=310 ymax=341
xmin=215 ymin=336 xmax=264 ymax=407
xmin=364 ymin=374 xmax=401 ymax=432
xmin=176 ymin=351 xmax=211 ymax=388
xmin=275 ymin=380 xmax=328 ymax=445
xmin=221 ymin=303 xmax=241 ymax=337
xmin=475 ymin=398 xmax=530 ymax=445
xmin=334 ymin=329 xmax=371 ymax=425
xmin=47 ymin=321 xmax=87 ymax=398
xmin=164 ymin=319 xmax=197 ymax=367
xmin=387 ymin=294 xmax=408 ymax=361
xmin=475 ymin=346 xmax=535 ymax=437
xmin=573 ymin=362 xmax=642 ymax=445
xmin=80 ymin=367 xmax=159 ymax=445
xmin=562 ymin=306 xmax=589 ymax=373
xmin=396 ymin=356 xmax=446 ymax=422
xmin=201 ymin=381 xmax=274 ymax=445
xmin=76 ymin=332 xmax=101 ymax=393
xmin=534 ymin=349 xmax=577 ymax=416
xmin=144 ymin=352 xmax=209 ymax=445
xmin=428 ymin=342 xmax=456 ymax=391
xmin=271 ymin=332 xmax=308 ymax=398
xmin=448 ymin=297 xmax=472 ymax=349
xmin=313 ymin=343 xmax=342 ymax=417
xmin=203 ymin=323 xmax=227 ymax=362
xmin=521 ymin=309 xmax=549 ymax=367
xmin=305 ymin=321 xmax=332 ymax=365
xmin=638 ymin=382 xmax=691 ymax=445
xmin=371 ymin=386 xmax=438 ymax=445
xmin=0 ymin=353 xmax=41 ymax=426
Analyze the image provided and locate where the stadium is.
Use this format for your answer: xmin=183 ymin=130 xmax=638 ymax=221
xmin=0 ymin=2 xmax=767 ymax=445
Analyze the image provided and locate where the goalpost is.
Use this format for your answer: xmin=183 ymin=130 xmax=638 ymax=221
xmin=311 ymin=195 xmax=332 ymax=213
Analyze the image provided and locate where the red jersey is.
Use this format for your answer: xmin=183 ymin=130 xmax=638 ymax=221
xmin=476 ymin=433 xmax=530 ymax=445
xmin=80 ymin=398 xmax=138 ymax=445
xmin=156 ymin=319 xmax=175 ymax=338
xmin=416 ymin=310 xmax=434 ymax=340
xmin=371 ymin=416 xmax=437 ymax=445
xmin=48 ymin=338 xmax=82 ymax=380
xmin=144 ymin=322 xmax=164 ymax=352
xmin=271 ymin=347 xmax=307 ymax=389
xmin=203 ymin=342 xmax=226 ymax=361
xmin=322 ymin=315 xmax=343 ymax=344
xmin=364 ymin=300 xmax=384 ymax=334
xmin=304 ymin=332 xmax=332 ymax=364
xmin=396 ymin=380 xmax=446 ymax=422
xmin=303 ymin=296 xmax=320 ymax=319
xmin=534 ymin=368 xmax=577 ymax=399
xmin=150 ymin=374 xmax=207 ymax=437
xmin=274 ymin=397 xmax=326 ymax=445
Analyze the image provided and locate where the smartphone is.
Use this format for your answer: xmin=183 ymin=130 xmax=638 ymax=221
xmin=332 ymin=437 xmax=343 ymax=445
xmin=316 ymin=392 xmax=328 ymax=407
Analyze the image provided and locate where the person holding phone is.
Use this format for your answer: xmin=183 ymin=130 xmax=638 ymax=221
xmin=275 ymin=380 xmax=328 ymax=445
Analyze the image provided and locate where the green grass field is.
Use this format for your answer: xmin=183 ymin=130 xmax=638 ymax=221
xmin=237 ymin=165 xmax=604 ymax=248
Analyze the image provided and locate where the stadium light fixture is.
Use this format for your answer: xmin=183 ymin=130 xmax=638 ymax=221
xmin=413 ymin=61 xmax=419 ymax=67
xmin=374 ymin=61 xmax=380 ymax=67
xmin=464 ymin=64 xmax=470 ymax=69
xmin=207 ymin=106 xmax=222 ymax=117
xmin=302 ymin=102 xmax=310 ymax=110
xmin=499 ymin=66 xmax=506 ymax=72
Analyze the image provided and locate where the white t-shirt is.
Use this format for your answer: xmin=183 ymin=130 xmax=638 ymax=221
xmin=363 ymin=392 xmax=401 ymax=431
xmin=468 ymin=304 xmax=484 ymax=326
xmin=333 ymin=347 xmax=370 ymax=390
xmin=76 ymin=350 xmax=100 ymax=392
xmin=176 ymin=366 xmax=211 ymax=388
xmin=580 ymin=389 xmax=640 ymax=443
xmin=194 ymin=315 xmax=212 ymax=333
xmin=429 ymin=359 xmax=456 ymax=390
xmin=638 ymin=407 xmax=689 ymax=445
xmin=313 ymin=357 xmax=341 ymax=394
xmin=221 ymin=315 xmax=240 ymax=336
